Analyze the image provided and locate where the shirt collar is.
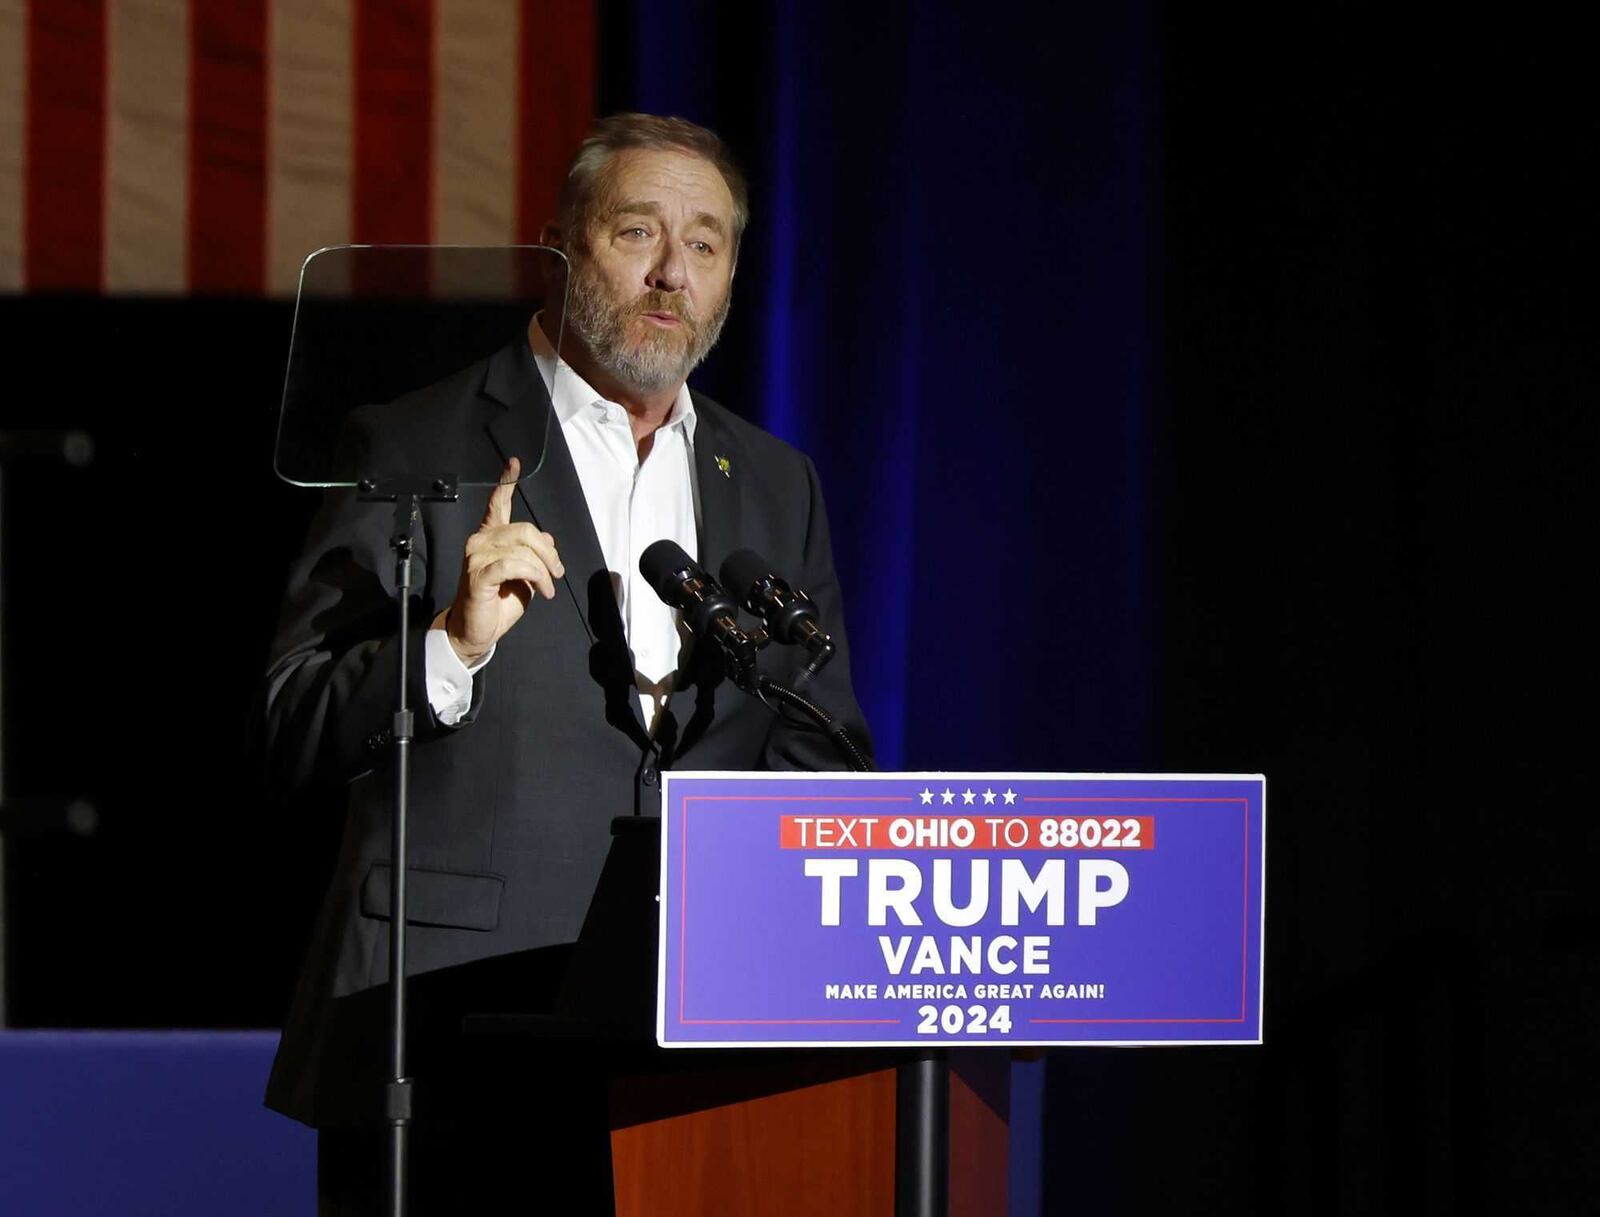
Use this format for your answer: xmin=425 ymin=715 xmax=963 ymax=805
xmin=527 ymin=316 xmax=698 ymax=443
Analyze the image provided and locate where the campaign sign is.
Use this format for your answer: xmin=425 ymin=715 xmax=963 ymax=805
xmin=657 ymin=772 xmax=1264 ymax=1047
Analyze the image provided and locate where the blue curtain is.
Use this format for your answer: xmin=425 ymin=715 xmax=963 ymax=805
xmin=610 ymin=3 xmax=1155 ymax=770
xmin=607 ymin=8 xmax=1156 ymax=1210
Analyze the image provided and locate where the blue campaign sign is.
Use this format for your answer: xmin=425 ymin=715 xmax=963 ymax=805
xmin=657 ymin=772 xmax=1265 ymax=1047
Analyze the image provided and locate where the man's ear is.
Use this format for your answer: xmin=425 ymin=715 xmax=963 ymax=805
xmin=539 ymin=221 xmax=562 ymax=249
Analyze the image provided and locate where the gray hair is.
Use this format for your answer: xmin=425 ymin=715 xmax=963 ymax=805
xmin=558 ymin=113 xmax=750 ymax=256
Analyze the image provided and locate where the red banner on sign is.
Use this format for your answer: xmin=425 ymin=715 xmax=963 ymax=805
xmin=779 ymin=815 xmax=1156 ymax=851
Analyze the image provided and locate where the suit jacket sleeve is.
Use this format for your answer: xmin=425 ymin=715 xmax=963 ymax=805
xmin=261 ymin=412 xmax=468 ymax=792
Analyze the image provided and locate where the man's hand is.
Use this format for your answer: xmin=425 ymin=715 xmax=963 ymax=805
xmin=431 ymin=457 xmax=564 ymax=665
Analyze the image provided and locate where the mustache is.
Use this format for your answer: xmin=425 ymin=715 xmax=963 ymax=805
xmin=629 ymin=290 xmax=695 ymax=327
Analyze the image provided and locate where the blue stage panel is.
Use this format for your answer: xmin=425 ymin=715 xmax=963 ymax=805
xmin=0 ymin=1031 xmax=312 ymax=1216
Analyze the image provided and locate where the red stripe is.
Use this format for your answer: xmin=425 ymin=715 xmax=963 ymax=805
xmin=189 ymin=0 xmax=269 ymax=295
xmin=352 ymin=0 xmax=432 ymax=296
xmin=517 ymin=0 xmax=595 ymax=243
xmin=24 ymin=0 xmax=107 ymax=292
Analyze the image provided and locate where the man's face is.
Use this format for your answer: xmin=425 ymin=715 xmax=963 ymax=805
xmin=562 ymin=148 xmax=737 ymax=395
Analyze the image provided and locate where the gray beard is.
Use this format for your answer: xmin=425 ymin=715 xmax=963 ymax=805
xmin=561 ymin=258 xmax=731 ymax=395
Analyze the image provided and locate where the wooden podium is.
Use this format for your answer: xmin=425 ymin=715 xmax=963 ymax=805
xmin=468 ymin=817 xmax=1011 ymax=1216
xmin=608 ymin=1048 xmax=1008 ymax=1217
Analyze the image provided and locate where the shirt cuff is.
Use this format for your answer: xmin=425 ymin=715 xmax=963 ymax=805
xmin=425 ymin=628 xmax=494 ymax=726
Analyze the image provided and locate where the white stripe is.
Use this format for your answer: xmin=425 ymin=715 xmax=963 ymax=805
xmin=268 ymin=0 xmax=352 ymax=297
xmin=104 ymin=0 xmax=189 ymax=294
xmin=433 ymin=0 xmax=518 ymax=297
xmin=0 ymin=0 xmax=26 ymax=291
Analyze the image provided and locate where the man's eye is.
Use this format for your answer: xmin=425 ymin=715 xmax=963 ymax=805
xmin=621 ymin=226 xmax=650 ymax=239
xmin=690 ymin=241 xmax=714 ymax=255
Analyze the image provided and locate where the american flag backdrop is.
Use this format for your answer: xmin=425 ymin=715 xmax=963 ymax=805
xmin=0 ymin=0 xmax=595 ymax=296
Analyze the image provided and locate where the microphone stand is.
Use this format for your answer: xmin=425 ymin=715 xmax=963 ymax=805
xmin=711 ymin=631 xmax=942 ymax=1214
xmin=357 ymin=474 xmax=460 ymax=1217
xmin=752 ymin=676 xmax=871 ymax=773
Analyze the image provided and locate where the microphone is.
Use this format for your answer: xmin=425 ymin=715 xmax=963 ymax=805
xmin=719 ymin=549 xmax=836 ymax=678
xmin=639 ymin=540 xmax=764 ymax=687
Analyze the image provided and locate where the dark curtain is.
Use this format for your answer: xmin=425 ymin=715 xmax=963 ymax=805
xmin=595 ymin=4 xmax=1594 ymax=1215
xmin=599 ymin=2 xmax=1156 ymax=770
xmin=597 ymin=5 xmax=1156 ymax=1212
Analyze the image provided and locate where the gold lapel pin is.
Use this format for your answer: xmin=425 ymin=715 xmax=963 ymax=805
xmin=715 ymin=454 xmax=732 ymax=478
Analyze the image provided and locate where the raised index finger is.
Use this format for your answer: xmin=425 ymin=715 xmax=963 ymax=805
xmin=482 ymin=456 xmax=521 ymax=527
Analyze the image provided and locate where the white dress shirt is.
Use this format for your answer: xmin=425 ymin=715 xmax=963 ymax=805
xmin=426 ymin=325 xmax=699 ymax=733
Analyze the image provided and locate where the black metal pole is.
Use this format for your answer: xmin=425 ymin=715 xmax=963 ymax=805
xmin=386 ymin=495 xmax=418 ymax=1217
xmin=355 ymin=477 xmax=455 ymax=1217
xmin=896 ymin=1050 xmax=949 ymax=1217
xmin=716 ymin=618 xmax=950 ymax=1210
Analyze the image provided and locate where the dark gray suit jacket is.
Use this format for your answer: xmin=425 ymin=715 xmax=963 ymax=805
xmin=262 ymin=338 xmax=870 ymax=1127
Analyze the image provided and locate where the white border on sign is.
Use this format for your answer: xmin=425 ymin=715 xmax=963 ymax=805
xmin=655 ymin=771 xmax=1267 ymax=1050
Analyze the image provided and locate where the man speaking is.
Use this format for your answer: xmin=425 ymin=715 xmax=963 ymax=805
xmin=261 ymin=114 xmax=871 ymax=1212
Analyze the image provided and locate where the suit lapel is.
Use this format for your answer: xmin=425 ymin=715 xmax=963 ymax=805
xmin=479 ymin=355 xmax=746 ymax=754
xmin=659 ymin=399 xmax=748 ymax=760
xmin=481 ymin=340 xmax=610 ymax=646
xmin=481 ymin=340 xmax=652 ymax=747
xmin=691 ymin=397 xmax=746 ymax=578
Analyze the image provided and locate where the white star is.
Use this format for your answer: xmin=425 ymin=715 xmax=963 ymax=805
xmin=919 ymin=788 xmax=934 ymax=805
xmin=982 ymin=788 xmax=996 ymax=805
xmin=941 ymin=788 xmax=956 ymax=805
xmin=1002 ymin=788 xmax=1017 ymax=805
xmin=962 ymin=788 xmax=976 ymax=804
